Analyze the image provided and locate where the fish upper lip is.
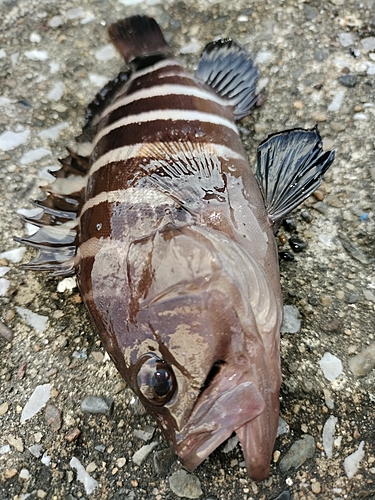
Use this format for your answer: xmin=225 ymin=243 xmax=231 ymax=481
xmin=174 ymin=373 xmax=265 ymax=471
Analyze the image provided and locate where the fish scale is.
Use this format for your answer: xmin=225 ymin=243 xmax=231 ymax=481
xmin=17 ymin=15 xmax=335 ymax=480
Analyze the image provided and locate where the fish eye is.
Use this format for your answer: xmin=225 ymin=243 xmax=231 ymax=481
xmin=136 ymin=353 xmax=176 ymax=406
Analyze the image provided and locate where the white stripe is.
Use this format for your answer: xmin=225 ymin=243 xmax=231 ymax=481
xmin=81 ymin=187 xmax=173 ymax=216
xmin=130 ymin=58 xmax=180 ymax=80
xmin=100 ymin=84 xmax=229 ymax=120
xmin=89 ymin=141 xmax=244 ymax=177
xmin=94 ymin=109 xmax=238 ymax=146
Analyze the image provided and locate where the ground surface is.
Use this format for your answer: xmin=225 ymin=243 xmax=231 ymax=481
xmin=0 ymin=0 xmax=374 ymax=499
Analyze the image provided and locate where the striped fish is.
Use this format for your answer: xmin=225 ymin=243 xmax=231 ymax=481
xmin=17 ymin=16 xmax=334 ymax=480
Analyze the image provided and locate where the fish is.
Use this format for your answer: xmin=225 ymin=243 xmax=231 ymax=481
xmin=16 ymin=15 xmax=335 ymax=480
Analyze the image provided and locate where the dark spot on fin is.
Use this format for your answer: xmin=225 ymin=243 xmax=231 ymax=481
xmin=256 ymin=127 xmax=335 ymax=226
xmin=196 ymin=39 xmax=259 ymax=121
xmin=108 ymin=16 xmax=173 ymax=66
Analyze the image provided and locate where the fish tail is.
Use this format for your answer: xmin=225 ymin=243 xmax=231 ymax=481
xmin=108 ymin=16 xmax=173 ymax=65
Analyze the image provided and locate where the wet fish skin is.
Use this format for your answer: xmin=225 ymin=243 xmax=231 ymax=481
xmin=17 ymin=15 xmax=335 ymax=481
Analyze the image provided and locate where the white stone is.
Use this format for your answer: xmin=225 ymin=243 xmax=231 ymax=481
xmin=367 ymin=63 xmax=375 ymax=75
xmin=180 ymin=40 xmax=201 ymax=55
xmin=0 ymin=266 xmax=10 ymax=277
xmin=328 ymin=90 xmax=345 ymax=112
xmin=0 ymin=278 xmax=10 ymax=296
xmin=281 ymin=305 xmax=301 ymax=334
xmin=0 ymin=445 xmax=11 ymax=454
xmin=0 ymin=247 xmax=26 ymax=263
xmin=49 ymin=61 xmax=60 ymax=74
xmin=20 ymin=384 xmax=51 ymax=423
xmin=337 ymin=33 xmax=356 ymax=47
xmin=0 ymin=49 xmax=6 ymax=58
xmin=47 ymin=81 xmax=65 ymax=101
xmin=132 ymin=442 xmax=158 ymax=465
xmin=223 ymin=435 xmax=239 ymax=453
xmin=81 ymin=14 xmax=96 ymax=25
xmin=19 ymin=468 xmax=30 ymax=479
xmin=66 ymin=7 xmax=85 ymax=19
xmin=48 ymin=16 xmax=63 ymax=28
xmin=28 ymin=444 xmax=43 ymax=458
xmin=20 ymin=148 xmax=51 ymax=165
xmin=41 ymin=452 xmax=51 ymax=466
xmin=237 ymin=15 xmax=249 ymax=22
xmin=38 ymin=122 xmax=69 ymax=140
xmin=353 ymin=113 xmax=367 ymax=120
xmin=70 ymin=457 xmax=99 ymax=495
xmin=361 ymin=37 xmax=375 ymax=51
xmin=16 ymin=307 xmax=49 ymax=333
xmin=0 ymin=129 xmax=30 ymax=151
xmin=319 ymin=352 xmax=343 ymax=382
xmin=11 ymin=53 xmax=19 ymax=66
xmin=256 ymin=51 xmax=272 ymax=64
xmin=322 ymin=415 xmax=337 ymax=459
xmin=277 ymin=417 xmax=290 ymax=437
xmin=57 ymin=277 xmax=77 ymax=293
xmin=94 ymin=44 xmax=117 ymax=62
xmin=89 ymin=73 xmax=110 ymax=87
xmin=30 ymin=33 xmax=41 ymax=43
xmin=24 ymin=50 xmax=48 ymax=61
xmin=0 ymin=96 xmax=10 ymax=106
xmin=344 ymin=441 xmax=365 ymax=479
xmin=256 ymin=77 xmax=269 ymax=93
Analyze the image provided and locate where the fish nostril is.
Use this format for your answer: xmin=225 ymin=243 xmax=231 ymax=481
xmin=200 ymin=359 xmax=226 ymax=395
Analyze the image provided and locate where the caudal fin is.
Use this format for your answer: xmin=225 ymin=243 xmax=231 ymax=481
xmin=108 ymin=16 xmax=173 ymax=66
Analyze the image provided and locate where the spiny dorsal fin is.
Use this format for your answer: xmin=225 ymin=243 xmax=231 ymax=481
xmin=256 ymin=127 xmax=335 ymax=225
xmin=196 ymin=39 xmax=259 ymax=121
xmin=108 ymin=16 xmax=173 ymax=66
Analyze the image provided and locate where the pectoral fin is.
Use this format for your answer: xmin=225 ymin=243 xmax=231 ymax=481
xmin=256 ymin=127 xmax=335 ymax=225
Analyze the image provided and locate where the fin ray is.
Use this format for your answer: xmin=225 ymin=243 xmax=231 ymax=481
xmin=196 ymin=39 xmax=259 ymax=120
xmin=256 ymin=127 xmax=335 ymax=224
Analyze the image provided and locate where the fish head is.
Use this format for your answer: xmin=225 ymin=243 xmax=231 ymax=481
xmin=118 ymin=224 xmax=281 ymax=480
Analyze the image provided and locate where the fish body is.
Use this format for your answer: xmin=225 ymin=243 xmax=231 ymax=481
xmin=18 ymin=16 xmax=335 ymax=480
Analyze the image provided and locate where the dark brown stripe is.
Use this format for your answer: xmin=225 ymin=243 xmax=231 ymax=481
xmin=93 ymin=119 xmax=241 ymax=163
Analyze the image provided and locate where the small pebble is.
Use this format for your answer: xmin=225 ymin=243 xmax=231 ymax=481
xmin=338 ymin=75 xmax=357 ymax=87
xmin=132 ymin=441 xmax=158 ymax=465
xmin=338 ymin=32 xmax=356 ymax=47
xmin=312 ymin=202 xmax=328 ymax=215
xmin=289 ymin=236 xmax=307 ymax=253
xmin=279 ymin=434 xmax=315 ymax=473
xmin=301 ymin=210 xmax=313 ymax=222
xmin=65 ymin=427 xmax=81 ymax=442
xmin=311 ymin=112 xmax=327 ymax=122
xmin=330 ymin=122 xmax=346 ymax=132
xmin=7 ymin=435 xmax=24 ymax=452
xmin=349 ymin=343 xmax=375 ymax=377
xmin=311 ymin=481 xmax=321 ymax=495
xmin=29 ymin=444 xmax=43 ymax=458
xmin=279 ymin=251 xmax=294 ymax=261
xmin=0 ymin=402 xmax=9 ymax=415
xmin=5 ymin=469 xmax=17 ymax=479
xmin=344 ymin=441 xmax=365 ymax=479
xmin=19 ymin=468 xmax=30 ymax=480
xmin=44 ymin=404 xmax=62 ymax=431
xmin=322 ymin=415 xmax=337 ymax=458
xmin=169 ymin=470 xmax=203 ymax=499
xmin=320 ymin=294 xmax=333 ymax=306
xmin=361 ymin=37 xmax=375 ymax=51
xmin=281 ymin=305 xmax=301 ymax=334
xmin=134 ymin=426 xmax=155 ymax=442
xmin=37 ymin=491 xmax=47 ymax=499
xmin=0 ymin=320 xmax=13 ymax=342
xmin=319 ymin=352 xmax=343 ymax=382
xmin=81 ymin=395 xmax=114 ymax=416
xmin=70 ymin=457 xmax=98 ymax=495
xmin=21 ymin=384 xmax=51 ymax=423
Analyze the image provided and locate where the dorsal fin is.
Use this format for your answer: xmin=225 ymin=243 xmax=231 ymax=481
xmin=108 ymin=16 xmax=173 ymax=67
xmin=196 ymin=39 xmax=259 ymax=121
xmin=256 ymin=127 xmax=335 ymax=225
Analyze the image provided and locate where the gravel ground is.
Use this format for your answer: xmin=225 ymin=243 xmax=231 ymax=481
xmin=0 ymin=0 xmax=374 ymax=499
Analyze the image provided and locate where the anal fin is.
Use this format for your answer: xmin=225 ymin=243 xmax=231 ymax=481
xmin=256 ymin=127 xmax=335 ymax=225
xmin=196 ymin=39 xmax=259 ymax=121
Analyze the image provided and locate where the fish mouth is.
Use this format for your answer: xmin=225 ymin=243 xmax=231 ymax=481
xmin=175 ymin=363 xmax=268 ymax=478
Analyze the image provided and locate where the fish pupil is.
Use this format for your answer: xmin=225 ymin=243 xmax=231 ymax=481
xmin=153 ymin=368 xmax=172 ymax=397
